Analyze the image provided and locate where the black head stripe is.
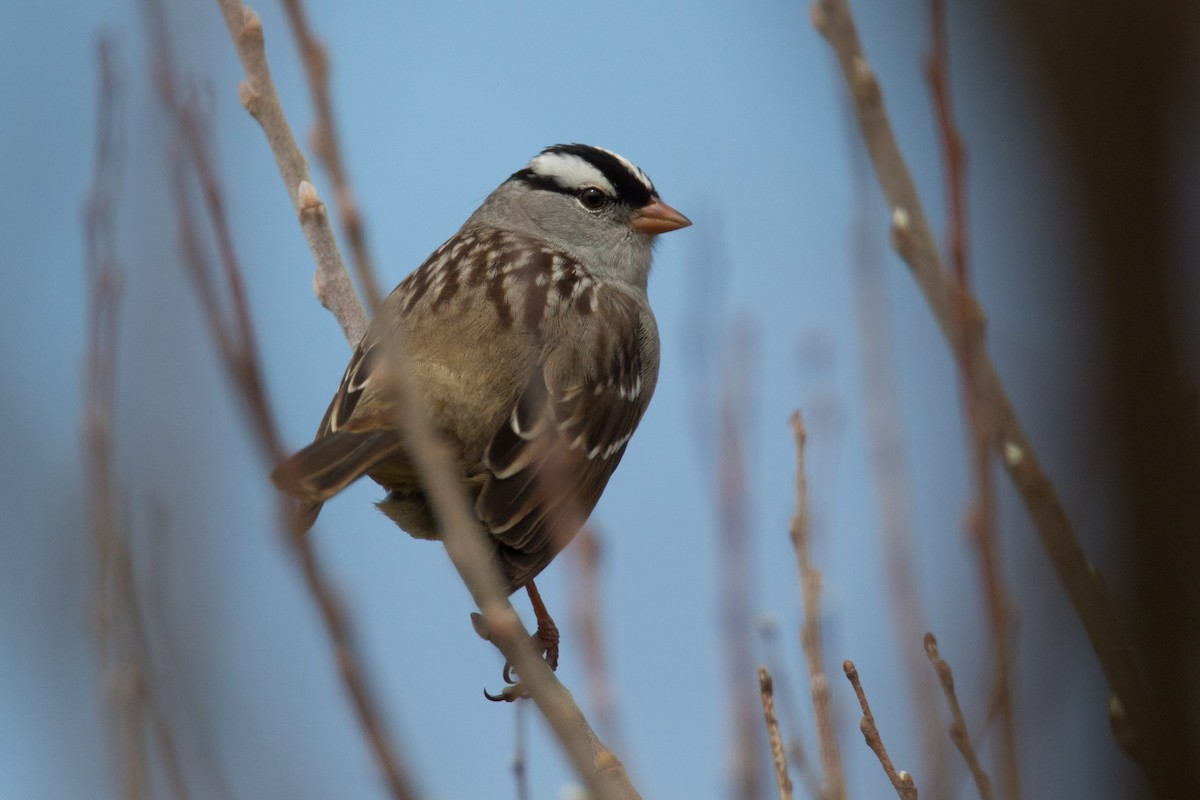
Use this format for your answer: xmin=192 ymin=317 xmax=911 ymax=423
xmin=511 ymin=144 xmax=658 ymax=207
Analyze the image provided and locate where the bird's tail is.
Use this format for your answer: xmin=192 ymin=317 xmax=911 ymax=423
xmin=271 ymin=431 xmax=406 ymax=533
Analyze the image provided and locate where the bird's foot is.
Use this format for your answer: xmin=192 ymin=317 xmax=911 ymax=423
xmin=473 ymin=585 xmax=561 ymax=703
xmin=482 ymin=620 xmax=560 ymax=703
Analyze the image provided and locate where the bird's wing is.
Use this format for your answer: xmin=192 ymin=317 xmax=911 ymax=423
xmin=476 ymin=291 xmax=658 ymax=589
xmin=270 ymin=339 xmax=407 ymax=505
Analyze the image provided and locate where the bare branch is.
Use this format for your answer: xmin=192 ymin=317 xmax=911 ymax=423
xmin=512 ymin=700 xmax=530 ymax=800
xmin=788 ymin=412 xmax=846 ymax=800
xmin=83 ymin=38 xmax=146 ymax=798
xmin=924 ymin=634 xmax=994 ymax=800
xmin=279 ymin=0 xmax=383 ymax=311
xmin=85 ymin=36 xmax=193 ymax=800
xmin=214 ymin=0 xmax=366 ymax=343
xmin=812 ymin=0 xmax=1151 ymax=777
xmin=718 ymin=320 xmax=764 ymax=800
xmin=757 ymin=619 xmax=824 ymax=800
xmin=843 ymin=661 xmax=919 ymax=800
xmin=925 ymin=4 xmax=1018 ymax=795
xmin=759 ymin=666 xmax=794 ymax=800
xmin=571 ymin=528 xmax=625 ymax=751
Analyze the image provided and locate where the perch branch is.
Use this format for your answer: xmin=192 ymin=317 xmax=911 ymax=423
xmin=212 ymin=4 xmax=642 ymax=796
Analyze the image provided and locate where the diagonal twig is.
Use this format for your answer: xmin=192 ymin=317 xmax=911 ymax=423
xmin=759 ymin=666 xmax=794 ymax=800
xmin=924 ymin=633 xmax=994 ymax=800
xmin=216 ymin=1 xmax=366 ymax=344
xmin=924 ymin=3 xmax=1018 ymax=795
xmin=844 ymin=660 xmax=919 ymax=800
xmin=788 ymin=412 xmax=846 ymax=800
xmin=278 ymin=0 xmax=383 ymax=310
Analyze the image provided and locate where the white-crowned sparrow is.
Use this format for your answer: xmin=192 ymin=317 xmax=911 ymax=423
xmin=272 ymin=144 xmax=689 ymax=683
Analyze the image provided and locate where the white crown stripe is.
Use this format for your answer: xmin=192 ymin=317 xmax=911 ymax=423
xmin=529 ymin=152 xmax=616 ymax=195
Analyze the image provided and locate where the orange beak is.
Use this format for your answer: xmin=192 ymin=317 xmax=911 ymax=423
xmin=630 ymin=200 xmax=692 ymax=234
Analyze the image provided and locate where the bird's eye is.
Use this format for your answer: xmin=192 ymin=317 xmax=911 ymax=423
xmin=578 ymin=187 xmax=608 ymax=210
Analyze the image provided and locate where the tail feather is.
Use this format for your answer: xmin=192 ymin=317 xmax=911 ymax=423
xmin=271 ymin=431 xmax=405 ymax=504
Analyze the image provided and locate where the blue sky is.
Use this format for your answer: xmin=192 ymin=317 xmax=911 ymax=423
xmin=1 ymin=1 xmax=1176 ymax=798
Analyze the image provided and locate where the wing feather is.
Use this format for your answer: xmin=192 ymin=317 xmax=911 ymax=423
xmin=475 ymin=290 xmax=658 ymax=588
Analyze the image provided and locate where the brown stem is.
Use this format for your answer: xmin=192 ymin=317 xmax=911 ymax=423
xmin=925 ymin=3 xmax=1018 ymax=796
xmin=214 ymin=0 xmax=367 ymax=344
xmin=279 ymin=0 xmax=384 ymax=310
xmin=844 ymin=661 xmax=919 ymax=800
xmin=924 ymin=633 xmax=994 ymax=800
xmin=788 ymin=412 xmax=846 ymax=800
xmin=758 ymin=666 xmax=794 ymax=800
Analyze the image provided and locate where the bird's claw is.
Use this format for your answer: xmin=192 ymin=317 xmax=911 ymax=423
xmin=483 ymin=628 xmax=561 ymax=703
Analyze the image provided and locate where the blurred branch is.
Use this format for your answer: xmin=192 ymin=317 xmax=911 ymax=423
xmin=718 ymin=319 xmax=764 ymax=800
xmin=214 ymin=0 xmax=366 ymax=343
xmin=758 ymin=619 xmax=823 ymax=799
xmin=571 ymin=528 xmax=625 ymax=752
xmin=83 ymin=36 xmax=146 ymax=800
xmin=924 ymin=634 xmax=994 ymax=800
xmin=843 ymin=660 xmax=918 ymax=800
xmin=924 ymin=3 xmax=1018 ymax=796
xmin=83 ymin=36 xmax=190 ymax=800
xmin=279 ymin=0 xmax=383 ymax=310
xmin=758 ymin=666 xmax=794 ymax=800
xmin=788 ymin=412 xmax=846 ymax=800
xmin=512 ymin=702 xmax=530 ymax=800
xmin=812 ymin=0 xmax=1152 ymax=782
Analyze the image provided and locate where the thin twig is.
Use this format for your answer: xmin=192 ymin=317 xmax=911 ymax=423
xmin=844 ymin=661 xmax=919 ymax=800
xmin=719 ymin=320 xmax=763 ymax=800
xmin=924 ymin=634 xmax=994 ymax=800
xmin=812 ymin=0 xmax=1151 ymax=777
xmin=85 ymin=38 xmax=195 ymax=800
xmin=83 ymin=38 xmax=145 ymax=799
xmin=788 ymin=412 xmax=846 ymax=800
xmin=215 ymin=0 xmax=366 ymax=344
xmin=278 ymin=0 xmax=383 ymax=310
xmin=571 ymin=528 xmax=625 ymax=752
xmin=925 ymin=4 xmax=1018 ymax=796
xmin=758 ymin=619 xmax=823 ymax=800
xmin=759 ymin=666 xmax=794 ymax=800
xmin=513 ymin=700 xmax=530 ymax=800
